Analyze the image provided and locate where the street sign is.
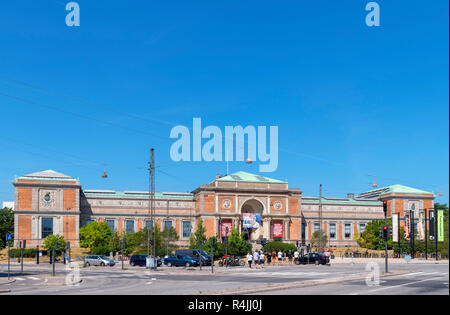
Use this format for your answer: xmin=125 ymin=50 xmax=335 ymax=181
xmin=324 ymin=247 xmax=330 ymax=257
xmin=6 ymin=234 xmax=13 ymax=241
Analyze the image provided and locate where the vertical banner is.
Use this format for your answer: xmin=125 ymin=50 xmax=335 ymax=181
xmin=273 ymin=223 xmax=283 ymax=238
xmin=221 ymin=222 xmax=232 ymax=237
xmin=418 ymin=210 xmax=425 ymax=241
xmin=392 ymin=214 xmax=398 ymax=242
xmin=429 ymin=211 xmax=435 ymax=241
xmin=404 ymin=214 xmax=410 ymax=240
xmin=437 ymin=210 xmax=444 ymax=242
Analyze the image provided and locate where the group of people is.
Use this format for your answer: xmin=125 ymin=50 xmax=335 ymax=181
xmin=246 ymin=249 xmax=301 ymax=268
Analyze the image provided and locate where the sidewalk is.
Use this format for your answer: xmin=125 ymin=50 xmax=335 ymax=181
xmin=330 ymin=257 xmax=449 ymax=264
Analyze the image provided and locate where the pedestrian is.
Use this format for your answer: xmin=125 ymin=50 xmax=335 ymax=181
xmin=247 ymin=252 xmax=253 ymax=268
xmin=260 ymin=251 xmax=265 ymax=268
xmin=272 ymin=250 xmax=277 ymax=262
xmin=277 ymin=250 xmax=282 ymax=264
xmin=266 ymin=252 xmax=272 ymax=265
xmin=253 ymin=250 xmax=260 ymax=269
xmin=294 ymin=249 xmax=299 ymax=264
xmin=287 ymin=250 xmax=293 ymax=264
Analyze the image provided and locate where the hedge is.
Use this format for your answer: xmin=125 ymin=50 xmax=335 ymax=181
xmin=262 ymin=241 xmax=297 ymax=253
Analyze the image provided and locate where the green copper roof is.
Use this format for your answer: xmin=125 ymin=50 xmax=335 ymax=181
xmin=216 ymin=171 xmax=286 ymax=183
xmin=16 ymin=170 xmax=78 ymax=181
xmin=361 ymin=184 xmax=433 ymax=196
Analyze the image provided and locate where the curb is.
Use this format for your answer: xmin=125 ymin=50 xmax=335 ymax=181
xmin=200 ymin=269 xmax=416 ymax=295
xmin=0 ymin=279 xmax=16 ymax=286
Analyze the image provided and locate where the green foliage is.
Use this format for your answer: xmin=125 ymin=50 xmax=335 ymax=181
xmin=311 ymin=231 xmax=328 ymax=248
xmin=79 ymin=221 xmax=112 ymax=249
xmin=43 ymin=234 xmax=66 ymax=252
xmin=189 ymin=219 xmax=207 ymax=249
xmin=263 ymin=241 xmax=297 ymax=253
xmin=0 ymin=207 xmax=14 ymax=249
xmin=357 ymin=219 xmax=394 ymax=250
xmin=226 ymin=227 xmax=252 ymax=256
xmin=9 ymin=248 xmax=37 ymax=258
xmin=203 ymin=236 xmax=225 ymax=259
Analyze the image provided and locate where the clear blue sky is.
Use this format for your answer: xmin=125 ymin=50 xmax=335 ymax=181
xmin=0 ymin=1 xmax=448 ymax=204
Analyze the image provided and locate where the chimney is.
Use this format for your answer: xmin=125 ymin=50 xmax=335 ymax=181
xmin=347 ymin=193 xmax=354 ymax=199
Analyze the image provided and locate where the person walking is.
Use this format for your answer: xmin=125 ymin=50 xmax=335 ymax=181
xmin=287 ymin=250 xmax=293 ymax=264
xmin=266 ymin=252 xmax=272 ymax=265
xmin=260 ymin=251 xmax=265 ymax=268
xmin=277 ymin=250 xmax=282 ymax=265
xmin=253 ymin=250 xmax=260 ymax=269
xmin=247 ymin=252 xmax=253 ymax=268
xmin=294 ymin=249 xmax=299 ymax=264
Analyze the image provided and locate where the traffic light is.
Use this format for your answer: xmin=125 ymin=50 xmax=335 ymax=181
xmin=22 ymin=240 xmax=26 ymax=249
xmin=382 ymin=200 xmax=388 ymax=216
xmin=381 ymin=226 xmax=389 ymax=240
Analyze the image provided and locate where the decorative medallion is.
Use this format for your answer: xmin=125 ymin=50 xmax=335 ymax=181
xmin=222 ymin=199 xmax=231 ymax=209
xmin=273 ymin=201 xmax=282 ymax=210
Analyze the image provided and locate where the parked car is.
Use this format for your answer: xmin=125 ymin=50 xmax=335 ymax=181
xmin=84 ymin=255 xmax=115 ymax=266
xmin=295 ymin=253 xmax=330 ymax=265
xmin=130 ymin=254 xmax=162 ymax=267
xmin=164 ymin=254 xmax=199 ymax=267
xmin=175 ymin=249 xmax=212 ymax=266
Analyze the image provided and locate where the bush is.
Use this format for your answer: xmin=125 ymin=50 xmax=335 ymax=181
xmin=263 ymin=241 xmax=297 ymax=253
xmin=9 ymin=248 xmax=37 ymax=258
xmin=90 ymin=244 xmax=111 ymax=256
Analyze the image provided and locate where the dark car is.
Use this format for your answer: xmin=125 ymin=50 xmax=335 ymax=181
xmin=164 ymin=254 xmax=199 ymax=267
xmin=175 ymin=249 xmax=212 ymax=266
xmin=296 ymin=252 xmax=330 ymax=265
xmin=130 ymin=254 xmax=161 ymax=267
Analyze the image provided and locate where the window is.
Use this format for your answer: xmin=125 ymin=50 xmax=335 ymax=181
xmin=106 ymin=220 xmax=115 ymax=232
xmin=145 ymin=220 xmax=153 ymax=230
xmin=126 ymin=220 xmax=134 ymax=233
xmin=345 ymin=224 xmax=351 ymax=239
xmin=84 ymin=219 xmax=94 ymax=226
xmin=41 ymin=217 xmax=53 ymax=238
xmin=182 ymin=221 xmax=191 ymax=238
xmin=359 ymin=223 xmax=366 ymax=233
xmin=314 ymin=223 xmax=320 ymax=233
xmin=329 ymin=223 xmax=336 ymax=239
xmin=164 ymin=220 xmax=172 ymax=231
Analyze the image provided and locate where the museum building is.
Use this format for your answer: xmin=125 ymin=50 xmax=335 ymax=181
xmin=12 ymin=170 xmax=435 ymax=248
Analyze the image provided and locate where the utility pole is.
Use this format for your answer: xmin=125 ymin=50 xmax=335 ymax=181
xmin=425 ymin=209 xmax=428 ymax=260
xmin=382 ymin=200 xmax=388 ymax=273
xmin=150 ymin=148 xmax=156 ymax=269
xmin=318 ymin=184 xmax=323 ymax=253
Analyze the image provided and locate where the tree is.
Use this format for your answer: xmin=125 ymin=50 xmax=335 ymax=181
xmin=162 ymin=226 xmax=179 ymax=256
xmin=189 ymin=219 xmax=207 ymax=249
xmin=434 ymin=203 xmax=448 ymax=218
xmin=43 ymin=234 xmax=66 ymax=252
xmin=79 ymin=221 xmax=112 ymax=249
xmin=203 ymin=236 xmax=225 ymax=259
xmin=227 ymin=226 xmax=252 ymax=256
xmin=0 ymin=207 xmax=14 ymax=249
xmin=311 ymin=231 xmax=327 ymax=249
xmin=357 ymin=219 xmax=394 ymax=250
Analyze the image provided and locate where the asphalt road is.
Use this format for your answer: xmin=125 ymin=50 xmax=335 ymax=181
xmin=0 ymin=261 xmax=448 ymax=295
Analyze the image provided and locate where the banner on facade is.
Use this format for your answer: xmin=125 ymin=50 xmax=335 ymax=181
xmin=437 ymin=210 xmax=444 ymax=242
xmin=221 ymin=222 xmax=232 ymax=237
xmin=404 ymin=214 xmax=410 ymax=240
xmin=429 ymin=211 xmax=435 ymax=241
xmin=242 ymin=213 xmax=261 ymax=229
xmin=418 ymin=210 xmax=425 ymax=241
xmin=392 ymin=214 xmax=398 ymax=242
xmin=273 ymin=223 xmax=283 ymax=238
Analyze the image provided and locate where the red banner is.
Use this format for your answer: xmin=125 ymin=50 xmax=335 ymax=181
xmin=273 ymin=223 xmax=283 ymax=238
xmin=221 ymin=222 xmax=232 ymax=237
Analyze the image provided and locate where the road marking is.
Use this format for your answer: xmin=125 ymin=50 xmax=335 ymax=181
xmin=15 ymin=277 xmax=25 ymax=281
xmin=146 ymin=282 xmax=153 ymax=285
xmin=27 ymin=277 xmax=40 ymax=281
xmin=368 ymin=275 xmax=447 ymax=293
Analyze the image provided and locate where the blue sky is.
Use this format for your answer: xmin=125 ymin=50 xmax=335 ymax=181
xmin=0 ymin=0 xmax=448 ymax=204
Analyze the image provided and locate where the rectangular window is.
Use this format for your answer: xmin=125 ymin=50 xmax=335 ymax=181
xmin=126 ymin=220 xmax=134 ymax=233
xmin=164 ymin=220 xmax=172 ymax=231
xmin=41 ymin=217 xmax=53 ymax=239
xmin=182 ymin=221 xmax=191 ymax=238
xmin=359 ymin=223 xmax=366 ymax=233
xmin=106 ymin=220 xmax=115 ymax=232
xmin=145 ymin=220 xmax=153 ymax=230
xmin=345 ymin=224 xmax=351 ymax=239
xmin=314 ymin=223 xmax=320 ymax=233
xmin=329 ymin=223 xmax=336 ymax=239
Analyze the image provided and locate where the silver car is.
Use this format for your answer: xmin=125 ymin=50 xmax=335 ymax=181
xmin=84 ymin=255 xmax=115 ymax=267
